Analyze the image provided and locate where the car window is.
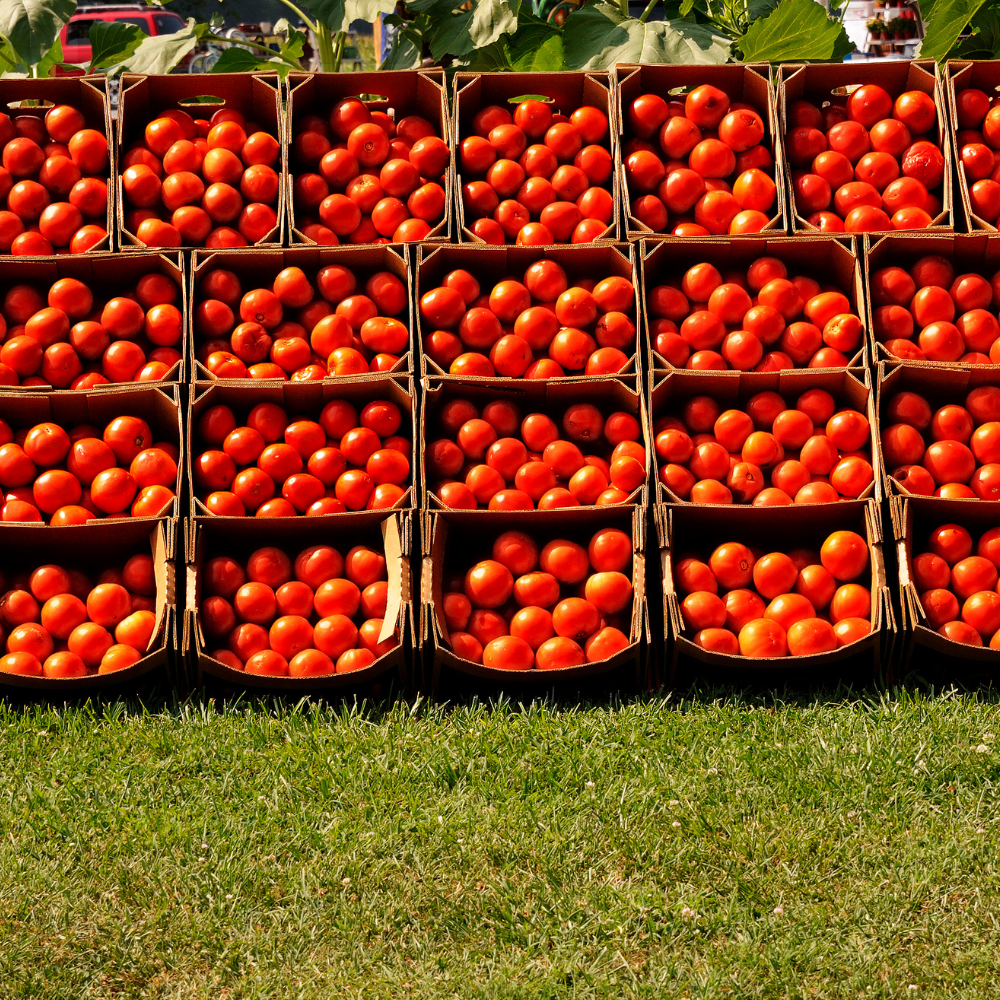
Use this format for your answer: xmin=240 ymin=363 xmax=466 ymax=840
xmin=67 ymin=15 xmax=150 ymax=44
xmin=153 ymin=14 xmax=184 ymax=33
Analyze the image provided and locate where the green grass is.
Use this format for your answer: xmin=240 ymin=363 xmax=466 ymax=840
xmin=2 ymin=690 xmax=1000 ymax=998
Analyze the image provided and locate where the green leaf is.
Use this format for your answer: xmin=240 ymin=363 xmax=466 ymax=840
xmin=507 ymin=11 xmax=564 ymax=70
xmin=300 ymin=0 xmax=396 ymax=33
xmin=951 ymin=4 xmax=1000 ymax=56
xmin=562 ymin=2 xmax=729 ymax=68
xmin=381 ymin=26 xmax=423 ymax=68
xmin=87 ymin=19 xmax=146 ymax=70
xmin=0 ymin=0 xmax=76 ymax=67
xmin=917 ymin=0 xmax=986 ymax=59
xmin=0 ymin=34 xmax=28 ymax=73
xmin=428 ymin=0 xmax=520 ymax=59
xmin=738 ymin=0 xmax=854 ymax=62
xmin=35 ymin=27 xmax=58 ymax=73
xmin=209 ymin=45 xmax=264 ymax=72
xmin=274 ymin=17 xmax=306 ymax=62
xmin=119 ymin=16 xmax=203 ymax=74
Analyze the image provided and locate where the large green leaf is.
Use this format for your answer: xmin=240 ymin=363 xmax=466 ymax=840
xmin=952 ymin=4 xmax=1000 ymax=56
xmin=918 ymin=0 xmax=986 ymax=58
xmin=0 ymin=0 xmax=75 ymax=67
xmin=301 ymin=0 xmax=396 ymax=33
xmin=562 ymin=2 xmax=729 ymax=68
xmin=209 ymin=45 xmax=265 ymax=72
xmin=738 ymin=0 xmax=854 ymax=61
xmin=429 ymin=0 xmax=520 ymax=59
xmin=507 ymin=8 xmax=564 ymax=69
xmin=380 ymin=25 xmax=423 ymax=68
xmin=87 ymin=19 xmax=145 ymax=70
xmin=0 ymin=34 xmax=28 ymax=74
xmin=119 ymin=16 xmax=205 ymax=74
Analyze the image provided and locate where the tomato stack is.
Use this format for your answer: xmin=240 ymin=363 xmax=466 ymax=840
xmin=951 ymin=66 xmax=1000 ymax=229
xmin=287 ymin=70 xmax=451 ymax=246
xmin=617 ymin=64 xmax=781 ymax=238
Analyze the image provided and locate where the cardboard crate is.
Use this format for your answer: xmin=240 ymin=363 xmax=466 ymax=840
xmin=285 ymin=70 xmax=451 ymax=246
xmin=188 ymin=245 xmax=412 ymax=383
xmin=0 ymin=251 xmax=186 ymax=387
xmin=116 ymin=73 xmax=284 ymax=251
xmin=877 ymin=360 xmax=1000 ymax=500
xmin=779 ymin=61 xmax=953 ymax=234
xmin=420 ymin=375 xmax=649 ymax=511
xmin=421 ymin=506 xmax=648 ymax=693
xmin=890 ymin=493 xmax=1000 ymax=669
xmin=614 ymin=64 xmax=785 ymax=242
xmin=865 ymin=231 xmax=1000 ymax=366
xmin=648 ymin=367 xmax=881 ymax=506
xmin=946 ymin=61 xmax=1000 ymax=232
xmin=187 ymin=374 xmax=416 ymax=519
xmin=641 ymin=235 xmax=867 ymax=372
xmin=415 ymin=242 xmax=640 ymax=388
xmin=0 ymin=383 xmax=182 ymax=523
xmin=0 ymin=518 xmax=178 ymax=693
xmin=656 ymin=499 xmax=894 ymax=682
xmin=452 ymin=71 xmax=619 ymax=244
xmin=184 ymin=511 xmax=413 ymax=693
xmin=0 ymin=76 xmax=113 ymax=255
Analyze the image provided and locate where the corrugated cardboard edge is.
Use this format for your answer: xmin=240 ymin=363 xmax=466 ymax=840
xmin=422 ymin=506 xmax=645 ymax=687
xmin=414 ymin=241 xmax=642 ymax=391
xmin=188 ymin=244 xmax=414 ymax=383
xmin=452 ymin=70 xmax=620 ymax=245
xmin=116 ymin=72 xmax=285 ymax=252
xmin=658 ymin=498 xmax=894 ymax=671
xmin=614 ymin=63 xmax=786 ymax=242
xmin=285 ymin=69 xmax=452 ymax=247
xmin=647 ymin=366 xmax=881 ymax=507
xmin=185 ymin=511 xmax=412 ymax=691
xmin=0 ymin=518 xmax=177 ymax=692
xmin=779 ymin=60 xmax=955 ymax=235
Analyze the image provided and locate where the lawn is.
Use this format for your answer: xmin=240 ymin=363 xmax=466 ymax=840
xmin=1 ymin=689 xmax=999 ymax=999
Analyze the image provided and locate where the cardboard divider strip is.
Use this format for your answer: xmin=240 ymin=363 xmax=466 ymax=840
xmin=186 ymin=373 xmax=416 ymax=519
xmin=285 ymin=70 xmax=452 ymax=246
xmin=452 ymin=71 xmax=620 ymax=244
xmin=0 ymin=252 xmax=186 ymax=386
xmin=647 ymin=366 xmax=881 ymax=505
xmin=614 ymin=63 xmax=785 ymax=242
xmin=185 ymin=510 xmax=412 ymax=691
xmin=641 ymin=234 xmax=867 ymax=372
xmin=188 ymin=244 xmax=413 ymax=382
xmin=116 ymin=72 xmax=284 ymax=250
xmin=779 ymin=60 xmax=954 ymax=234
xmin=658 ymin=498 xmax=893 ymax=672
xmin=0 ymin=76 xmax=114 ymax=256
xmin=0 ymin=517 xmax=178 ymax=691
xmin=415 ymin=241 xmax=640 ymax=389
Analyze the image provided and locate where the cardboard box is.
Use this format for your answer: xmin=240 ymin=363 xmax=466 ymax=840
xmin=452 ymin=71 xmax=619 ymax=244
xmin=421 ymin=506 xmax=647 ymax=692
xmin=876 ymin=360 xmax=1000 ymax=500
xmin=865 ymin=231 xmax=1000 ymax=366
xmin=189 ymin=245 xmax=412 ymax=382
xmin=656 ymin=499 xmax=893 ymax=680
xmin=0 ymin=251 xmax=186 ymax=386
xmin=184 ymin=511 xmax=413 ymax=692
xmin=116 ymin=73 xmax=284 ymax=250
xmin=0 ymin=383 xmax=182 ymax=524
xmin=641 ymin=235 xmax=867 ymax=372
xmin=0 ymin=76 xmax=113 ymax=255
xmin=890 ymin=493 xmax=1000 ymax=666
xmin=420 ymin=375 xmax=648 ymax=510
xmin=187 ymin=374 xmax=416 ymax=519
xmin=0 ymin=518 xmax=178 ymax=693
xmin=946 ymin=61 xmax=1000 ymax=231
xmin=415 ymin=242 xmax=640 ymax=388
xmin=779 ymin=61 xmax=954 ymax=233
xmin=648 ymin=366 xmax=881 ymax=506
xmin=285 ymin=70 xmax=451 ymax=246
xmin=614 ymin=64 xmax=785 ymax=242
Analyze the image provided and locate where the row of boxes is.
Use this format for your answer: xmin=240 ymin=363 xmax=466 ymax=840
xmin=8 ymin=59 xmax=1000 ymax=262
